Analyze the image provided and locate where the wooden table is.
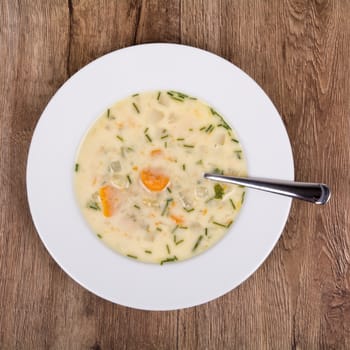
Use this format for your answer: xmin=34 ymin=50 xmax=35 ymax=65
xmin=1 ymin=1 xmax=349 ymax=348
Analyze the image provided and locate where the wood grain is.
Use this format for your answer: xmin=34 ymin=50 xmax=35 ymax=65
xmin=1 ymin=0 xmax=349 ymax=349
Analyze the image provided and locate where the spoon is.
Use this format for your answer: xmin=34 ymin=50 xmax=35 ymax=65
xmin=203 ymin=173 xmax=331 ymax=205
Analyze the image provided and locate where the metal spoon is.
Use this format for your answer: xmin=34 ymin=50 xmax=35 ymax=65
xmin=203 ymin=173 xmax=331 ymax=205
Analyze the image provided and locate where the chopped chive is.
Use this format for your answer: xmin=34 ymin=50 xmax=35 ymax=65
xmin=127 ymin=175 xmax=132 ymax=184
xmin=214 ymin=184 xmax=224 ymax=199
xmin=156 ymin=227 xmax=162 ymax=232
xmin=167 ymin=187 xmax=172 ymax=193
xmin=157 ymin=91 xmax=161 ymax=100
xmin=213 ymin=221 xmax=226 ymax=227
xmin=235 ymin=150 xmax=242 ymax=159
xmin=238 ymin=185 xmax=245 ymax=188
xmin=172 ymin=225 xmax=179 ymax=233
xmin=160 ymin=256 xmax=178 ymax=265
xmin=189 ymin=97 xmax=197 ymax=100
xmin=166 ymin=244 xmax=171 ymax=254
xmin=127 ymin=254 xmax=138 ymax=259
xmin=205 ymin=124 xmax=213 ymax=132
xmin=164 ymin=141 xmax=167 ymax=148
xmin=107 ymin=109 xmax=110 ymax=118
xmin=241 ymin=192 xmax=245 ymax=204
xmin=134 ymin=204 xmax=140 ymax=209
xmin=196 ymin=160 xmax=203 ymax=165
xmin=199 ymin=126 xmax=206 ymax=131
xmin=144 ymin=127 xmax=149 ymax=134
xmin=116 ymin=135 xmax=124 ymax=142
xmin=205 ymin=227 xmax=208 ymax=236
xmin=217 ymin=123 xmax=230 ymax=130
xmin=87 ymin=201 xmax=100 ymax=210
xmin=192 ymin=235 xmax=203 ymax=251
xmin=176 ymin=239 xmax=184 ymax=245
xmin=226 ymin=220 xmax=233 ymax=228
xmin=127 ymin=147 xmax=134 ymax=152
xmin=182 ymin=164 xmax=186 ymax=171
xmin=177 ymin=138 xmax=185 ymax=141
xmin=120 ymin=147 xmax=125 ymax=158
xmin=173 ymin=235 xmax=177 ymax=243
xmin=97 ymin=234 xmax=102 ymax=239
xmin=145 ymin=250 xmax=152 ymax=254
xmin=205 ymin=197 xmax=215 ymax=203
xmin=229 ymin=199 xmax=236 ymax=210
xmin=161 ymin=134 xmax=169 ymax=139
xmin=75 ymin=163 xmax=79 ymax=172
xmin=132 ymin=93 xmax=139 ymax=97
xmin=183 ymin=144 xmax=194 ymax=148
xmin=169 ymin=91 xmax=189 ymax=98
xmin=145 ymin=134 xmax=152 ymax=142
xmin=184 ymin=208 xmax=194 ymax=212
xmin=132 ymin=102 xmax=140 ymax=113
xmin=161 ymin=198 xmax=173 ymax=216
xmin=179 ymin=226 xmax=188 ymax=229
xmin=231 ymin=138 xmax=239 ymax=143
xmin=210 ymin=107 xmax=221 ymax=117
xmin=189 ymin=128 xmax=193 ymax=131
xmin=213 ymin=168 xmax=224 ymax=175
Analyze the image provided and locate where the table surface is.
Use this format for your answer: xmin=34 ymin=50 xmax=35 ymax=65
xmin=1 ymin=1 xmax=349 ymax=349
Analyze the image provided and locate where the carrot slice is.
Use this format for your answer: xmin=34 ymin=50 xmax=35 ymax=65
xmin=140 ymin=169 xmax=169 ymax=192
xmin=150 ymin=149 xmax=162 ymax=157
xmin=170 ymin=214 xmax=184 ymax=225
xmin=99 ymin=185 xmax=118 ymax=217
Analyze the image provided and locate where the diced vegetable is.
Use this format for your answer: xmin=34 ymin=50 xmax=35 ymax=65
xmin=140 ymin=169 xmax=169 ymax=192
xmin=99 ymin=185 xmax=119 ymax=217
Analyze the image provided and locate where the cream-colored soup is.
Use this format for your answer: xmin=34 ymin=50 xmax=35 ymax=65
xmin=74 ymin=91 xmax=247 ymax=264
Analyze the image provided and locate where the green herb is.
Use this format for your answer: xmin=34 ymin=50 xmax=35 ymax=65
xmin=145 ymin=250 xmax=152 ymax=254
xmin=127 ymin=254 xmax=138 ymax=259
xmin=166 ymin=244 xmax=171 ymax=254
xmin=107 ymin=109 xmax=110 ymax=118
xmin=177 ymin=137 xmax=185 ymax=141
xmin=213 ymin=221 xmax=226 ymax=227
xmin=116 ymin=135 xmax=124 ymax=142
xmin=196 ymin=160 xmax=203 ymax=165
xmin=189 ymin=128 xmax=193 ymax=131
xmin=120 ymin=147 xmax=125 ymax=158
xmin=235 ymin=150 xmax=242 ymax=159
xmin=176 ymin=239 xmax=184 ymax=245
xmin=164 ymin=141 xmax=167 ymax=148
xmin=192 ymin=235 xmax=203 ymax=251
xmin=157 ymin=91 xmax=161 ymax=100
xmin=132 ymin=93 xmax=139 ymax=97
xmin=167 ymin=187 xmax=172 ymax=193
xmin=184 ymin=208 xmax=194 ymax=212
xmin=172 ymin=225 xmax=179 ymax=233
xmin=167 ymin=92 xmax=184 ymax=102
xmin=161 ymin=134 xmax=169 ymax=139
xmin=97 ymin=234 xmax=102 ymax=239
xmin=205 ymin=124 xmax=213 ymax=132
xmin=205 ymin=197 xmax=214 ymax=203
xmin=231 ymin=138 xmax=239 ymax=143
xmin=179 ymin=226 xmax=188 ymax=229
xmin=127 ymin=147 xmax=134 ymax=152
xmin=161 ymin=198 xmax=173 ymax=216
xmin=213 ymin=167 xmax=224 ymax=175
xmin=169 ymin=90 xmax=189 ymax=98
xmin=144 ymin=127 xmax=149 ymax=134
xmin=182 ymin=164 xmax=186 ymax=171
xmin=210 ymin=107 xmax=231 ymax=130
xmin=134 ymin=204 xmax=140 ymax=209
xmin=75 ymin=163 xmax=79 ymax=172
xmin=160 ymin=256 xmax=178 ymax=265
xmin=205 ymin=227 xmax=208 ymax=236
xmin=127 ymin=174 xmax=132 ymax=184
xmin=229 ymin=199 xmax=236 ymax=210
xmin=226 ymin=220 xmax=233 ymax=228
xmin=214 ymin=184 xmax=224 ymax=199
xmin=241 ymin=192 xmax=245 ymax=204
xmin=199 ymin=126 xmax=206 ymax=131
xmin=145 ymin=134 xmax=152 ymax=142
xmin=87 ymin=201 xmax=100 ymax=210
xmin=156 ymin=227 xmax=162 ymax=232
xmin=132 ymin=102 xmax=140 ymax=113
xmin=217 ymin=123 xmax=230 ymax=130
xmin=183 ymin=144 xmax=194 ymax=148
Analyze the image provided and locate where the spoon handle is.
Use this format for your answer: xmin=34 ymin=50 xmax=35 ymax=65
xmin=203 ymin=173 xmax=331 ymax=205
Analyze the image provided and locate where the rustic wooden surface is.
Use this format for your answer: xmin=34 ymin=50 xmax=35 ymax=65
xmin=1 ymin=0 xmax=349 ymax=348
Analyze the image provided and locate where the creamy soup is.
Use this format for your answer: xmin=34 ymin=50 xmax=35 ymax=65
xmin=74 ymin=91 xmax=247 ymax=264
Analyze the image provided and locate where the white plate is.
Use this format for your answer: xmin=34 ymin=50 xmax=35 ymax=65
xmin=27 ymin=44 xmax=294 ymax=311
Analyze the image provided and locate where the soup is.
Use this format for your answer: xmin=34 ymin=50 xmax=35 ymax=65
xmin=74 ymin=91 xmax=247 ymax=264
